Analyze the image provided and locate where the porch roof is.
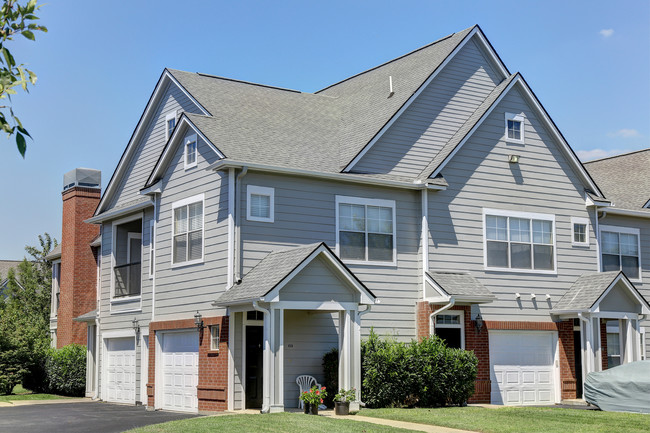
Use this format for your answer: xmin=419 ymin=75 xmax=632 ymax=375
xmin=73 ymin=309 xmax=97 ymax=322
xmin=214 ymin=242 xmax=376 ymax=306
xmin=552 ymin=271 xmax=650 ymax=314
xmin=425 ymin=271 xmax=495 ymax=303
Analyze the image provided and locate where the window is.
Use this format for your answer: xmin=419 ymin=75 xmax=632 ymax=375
xmin=505 ymin=112 xmax=525 ymax=143
xmin=606 ymin=320 xmax=621 ymax=369
xmin=600 ymin=225 xmax=640 ymax=280
xmin=484 ymin=209 xmax=555 ymax=272
xmin=184 ymin=134 xmax=197 ymax=169
xmin=51 ymin=261 xmax=61 ymax=317
xmin=431 ymin=312 xmax=464 ymax=349
xmin=172 ymin=194 xmax=204 ymax=266
xmin=165 ymin=111 xmax=178 ymax=141
xmin=210 ymin=325 xmax=220 ymax=351
xmin=336 ymin=196 xmax=396 ymax=264
xmin=571 ymin=217 xmax=589 ymax=247
xmin=148 ymin=220 xmax=155 ymax=278
xmin=247 ymin=185 xmax=274 ymax=222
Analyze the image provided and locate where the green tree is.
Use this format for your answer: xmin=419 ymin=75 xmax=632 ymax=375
xmin=0 ymin=0 xmax=47 ymax=157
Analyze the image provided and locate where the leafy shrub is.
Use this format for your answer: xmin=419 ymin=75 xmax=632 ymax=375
xmin=322 ymin=347 xmax=338 ymax=408
xmin=0 ymin=334 xmax=28 ymax=395
xmin=45 ymin=344 xmax=86 ymax=396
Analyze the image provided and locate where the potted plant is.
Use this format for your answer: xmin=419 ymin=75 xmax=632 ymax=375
xmin=334 ymin=388 xmax=356 ymax=415
xmin=299 ymin=386 xmax=327 ymax=415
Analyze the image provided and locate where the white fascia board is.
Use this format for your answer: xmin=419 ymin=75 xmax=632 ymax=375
xmin=603 ymin=208 xmax=650 ymax=219
xmin=208 ymin=160 xmax=446 ymax=191
xmin=140 ymin=181 xmax=161 ymax=196
xmin=591 ymin=273 xmax=650 ymax=314
xmin=424 ymin=273 xmax=450 ymax=298
xmin=85 ymin=199 xmax=153 ymax=224
xmin=96 ymin=70 xmax=209 ymax=216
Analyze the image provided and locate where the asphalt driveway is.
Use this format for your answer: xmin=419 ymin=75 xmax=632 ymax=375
xmin=0 ymin=401 xmax=199 ymax=433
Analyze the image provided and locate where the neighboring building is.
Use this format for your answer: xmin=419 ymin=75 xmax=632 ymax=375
xmin=59 ymin=25 xmax=648 ymax=414
xmin=0 ymin=260 xmax=22 ymax=299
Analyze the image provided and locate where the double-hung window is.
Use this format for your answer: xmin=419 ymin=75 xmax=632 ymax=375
xmin=184 ymin=134 xmax=197 ymax=169
xmin=484 ymin=209 xmax=555 ymax=272
xmin=172 ymin=194 xmax=204 ymax=266
xmin=600 ymin=225 xmax=640 ymax=280
xmin=336 ymin=196 xmax=396 ymax=264
xmin=505 ymin=112 xmax=525 ymax=144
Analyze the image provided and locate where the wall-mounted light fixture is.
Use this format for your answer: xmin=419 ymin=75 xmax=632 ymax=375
xmin=474 ymin=313 xmax=484 ymax=333
xmin=132 ymin=317 xmax=140 ymax=334
xmin=194 ymin=311 xmax=205 ymax=331
xmin=509 ymin=154 xmax=520 ymax=164
xmin=515 ymin=293 xmax=521 ymax=299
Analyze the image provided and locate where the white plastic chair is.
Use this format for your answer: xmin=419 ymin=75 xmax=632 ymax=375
xmin=296 ymin=375 xmax=321 ymax=409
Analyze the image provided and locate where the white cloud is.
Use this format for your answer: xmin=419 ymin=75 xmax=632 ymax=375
xmin=577 ymin=148 xmax=630 ymax=162
xmin=599 ymin=28 xmax=614 ymax=38
xmin=609 ymin=128 xmax=641 ymax=138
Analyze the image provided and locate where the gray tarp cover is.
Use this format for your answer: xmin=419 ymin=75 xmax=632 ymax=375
xmin=584 ymin=361 xmax=650 ymax=413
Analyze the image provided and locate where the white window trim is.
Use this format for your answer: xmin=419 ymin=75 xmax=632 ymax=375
xmin=171 ymin=193 xmax=205 ymax=268
xmin=110 ymin=213 xmax=143 ymax=301
xmin=482 ymin=208 xmax=557 ymax=275
xmin=335 ymin=195 xmax=397 ymax=266
xmin=246 ymin=185 xmax=275 ymax=223
xmin=126 ymin=232 xmax=142 ymax=264
xmin=599 ymin=224 xmax=642 ymax=283
xmin=210 ymin=324 xmax=220 ymax=351
xmin=165 ymin=111 xmax=178 ymax=142
xmin=505 ymin=112 xmax=525 ymax=144
xmin=430 ymin=311 xmax=465 ymax=349
xmin=148 ymin=220 xmax=155 ymax=279
xmin=184 ymin=133 xmax=198 ymax=170
xmin=571 ymin=217 xmax=590 ymax=247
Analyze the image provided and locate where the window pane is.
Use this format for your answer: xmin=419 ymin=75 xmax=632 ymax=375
xmin=251 ymin=194 xmax=270 ymax=218
xmin=367 ymin=206 xmax=392 ymax=234
xmin=167 ymin=118 xmax=175 ymax=137
xmin=486 ymin=241 xmax=508 ymax=267
xmin=574 ymin=224 xmax=586 ymax=243
xmin=188 ymin=230 xmax=202 ymax=261
xmin=620 ymin=233 xmax=638 ymax=256
xmin=607 ymin=332 xmax=620 ymax=356
xmin=173 ymin=234 xmax=187 ymax=263
xmin=435 ymin=328 xmax=462 ymax=349
xmin=188 ymin=202 xmax=203 ymax=231
xmin=507 ymin=120 xmax=521 ymax=140
xmin=532 ymin=220 xmax=552 ymax=244
xmin=510 ymin=218 xmax=530 ymax=242
xmin=340 ymin=231 xmax=365 ymax=260
xmin=511 ymin=243 xmax=532 ymax=269
xmin=339 ymin=204 xmax=365 ymax=231
xmin=622 ymin=255 xmax=639 ymax=279
xmin=186 ymin=140 xmax=197 ymax=165
xmin=533 ymin=245 xmax=554 ymax=270
xmin=601 ymin=232 xmax=619 ymax=254
xmin=368 ymin=233 xmax=393 ymax=261
xmin=486 ymin=215 xmax=507 ymax=241
xmin=174 ymin=207 xmax=187 ymax=235
xmin=602 ymin=254 xmax=620 ymax=272
xmin=436 ymin=314 xmax=460 ymax=325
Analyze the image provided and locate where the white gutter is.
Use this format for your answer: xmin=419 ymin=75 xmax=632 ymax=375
xmin=600 ymin=208 xmax=650 ymax=219
xmin=421 ymin=189 xmax=429 ymax=300
xmin=429 ymin=298 xmax=456 ymax=321
xmin=207 ymin=160 xmax=447 ymax=191
xmin=235 ymin=167 xmax=248 ymax=282
xmin=252 ymin=300 xmax=271 ymax=414
xmin=85 ymin=199 xmax=154 ymax=224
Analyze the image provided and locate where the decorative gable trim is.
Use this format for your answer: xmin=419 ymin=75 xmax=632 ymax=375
xmin=342 ymin=25 xmax=509 ymax=173
xmin=95 ymin=69 xmax=210 ymax=216
xmin=591 ymin=272 xmax=650 ymax=315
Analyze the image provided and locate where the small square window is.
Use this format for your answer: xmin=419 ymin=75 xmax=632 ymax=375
xmin=185 ymin=134 xmax=197 ymax=169
xmin=210 ymin=325 xmax=220 ymax=351
xmin=571 ymin=217 xmax=589 ymax=247
xmin=247 ymin=185 xmax=274 ymax=222
xmin=165 ymin=111 xmax=179 ymax=141
xmin=505 ymin=112 xmax=525 ymax=143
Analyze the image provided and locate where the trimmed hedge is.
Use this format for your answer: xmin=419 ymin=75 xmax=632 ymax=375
xmin=360 ymin=331 xmax=478 ymax=408
xmin=45 ymin=344 xmax=86 ymax=396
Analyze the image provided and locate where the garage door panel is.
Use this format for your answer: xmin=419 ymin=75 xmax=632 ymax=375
xmin=105 ymin=337 xmax=136 ymax=404
xmin=159 ymin=331 xmax=198 ymax=413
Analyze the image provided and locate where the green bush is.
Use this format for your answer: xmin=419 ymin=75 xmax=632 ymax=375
xmin=0 ymin=335 xmax=28 ymax=395
xmin=322 ymin=347 xmax=338 ymax=408
xmin=45 ymin=344 xmax=86 ymax=396
xmin=361 ymin=330 xmax=477 ymax=408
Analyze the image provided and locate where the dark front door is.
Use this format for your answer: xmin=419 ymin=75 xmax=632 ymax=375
xmin=245 ymin=326 xmax=263 ymax=408
xmin=574 ymin=330 xmax=583 ymax=398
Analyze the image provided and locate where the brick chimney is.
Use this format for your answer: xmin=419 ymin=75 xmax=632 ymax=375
xmin=58 ymin=168 xmax=101 ymax=348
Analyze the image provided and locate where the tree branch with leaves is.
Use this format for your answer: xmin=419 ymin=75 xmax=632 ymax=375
xmin=0 ymin=0 xmax=46 ymax=157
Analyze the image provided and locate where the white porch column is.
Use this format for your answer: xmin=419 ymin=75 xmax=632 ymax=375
xmin=338 ymin=310 xmax=352 ymax=393
xmin=262 ymin=308 xmax=272 ymax=413
xmin=623 ymin=319 xmax=637 ymax=363
xmin=351 ymin=309 xmax=361 ymax=411
xmin=269 ymin=308 xmax=284 ymax=413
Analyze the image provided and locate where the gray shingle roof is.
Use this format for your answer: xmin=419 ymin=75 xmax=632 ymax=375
xmin=45 ymin=244 xmax=62 ymax=261
xmin=553 ymin=271 xmax=624 ymax=311
xmin=0 ymin=260 xmax=21 ymax=281
xmin=73 ymin=309 xmax=97 ymax=322
xmin=427 ymin=271 xmax=494 ymax=299
xmin=584 ymin=149 xmax=650 ymax=211
xmin=215 ymin=243 xmax=323 ymax=305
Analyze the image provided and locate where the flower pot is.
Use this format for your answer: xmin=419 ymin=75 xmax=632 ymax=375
xmin=335 ymin=401 xmax=350 ymax=416
xmin=303 ymin=403 xmax=310 ymax=414
xmin=309 ymin=403 xmax=319 ymax=415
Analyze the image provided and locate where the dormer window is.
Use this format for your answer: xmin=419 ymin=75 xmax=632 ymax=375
xmin=184 ymin=134 xmax=197 ymax=169
xmin=505 ymin=112 xmax=525 ymax=143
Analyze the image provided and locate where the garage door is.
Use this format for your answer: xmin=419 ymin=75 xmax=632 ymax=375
xmin=489 ymin=331 xmax=557 ymax=405
xmin=160 ymin=331 xmax=199 ymax=412
xmin=106 ymin=337 xmax=136 ymax=404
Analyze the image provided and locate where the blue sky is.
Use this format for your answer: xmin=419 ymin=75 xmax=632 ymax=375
xmin=0 ymin=0 xmax=648 ymax=259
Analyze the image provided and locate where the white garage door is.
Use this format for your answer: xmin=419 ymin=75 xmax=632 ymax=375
xmin=106 ymin=337 xmax=136 ymax=404
xmin=160 ymin=331 xmax=199 ymax=412
xmin=490 ymin=331 xmax=557 ymax=405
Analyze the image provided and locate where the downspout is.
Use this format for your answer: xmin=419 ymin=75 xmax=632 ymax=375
xmin=227 ymin=169 xmax=235 ymax=288
xmin=235 ymin=167 xmax=248 ymax=282
xmin=151 ymin=194 xmax=158 ymax=322
xmin=595 ymin=208 xmax=606 ymax=272
xmin=94 ymin=232 xmax=101 ymax=400
xmin=429 ymin=298 xmax=456 ymax=334
xmin=421 ymin=188 xmax=429 ymax=300
xmin=252 ymin=300 xmax=270 ymax=414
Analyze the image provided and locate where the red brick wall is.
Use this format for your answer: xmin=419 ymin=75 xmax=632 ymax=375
xmin=147 ymin=316 xmax=229 ymax=412
xmin=415 ymin=302 xmax=577 ymax=402
xmin=600 ymin=320 xmax=608 ymax=370
xmin=58 ymin=187 xmax=100 ymax=348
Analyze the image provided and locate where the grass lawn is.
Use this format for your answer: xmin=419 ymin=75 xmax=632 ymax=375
xmin=0 ymin=384 xmax=66 ymax=402
xmin=128 ymin=412 xmax=409 ymax=433
xmin=360 ymin=407 xmax=650 ymax=433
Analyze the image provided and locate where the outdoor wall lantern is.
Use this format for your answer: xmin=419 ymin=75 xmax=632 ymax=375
xmin=132 ymin=317 xmax=140 ymax=333
xmin=194 ymin=311 xmax=205 ymax=331
xmin=509 ymin=154 xmax=520 ymax=164
xmin=474 ymin=313 xmax=484 ymax=333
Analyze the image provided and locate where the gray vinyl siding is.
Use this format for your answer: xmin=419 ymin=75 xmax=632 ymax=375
xmin=283 ymin=310 xmax=338 ymax=408
xmin=107 ymin=82 xmax=203 ymax=210
xmin=154 ymin=129 xmax=227 ymax=321
xmin=598 ymin=213 xmax=650 ymax=359
xmin=279 ymin=257 xmax=359 ymax=303
xmin=240 ymin=172 xmax=421 ymax=340
xmin=427 ymin=85 xmax=598 ymax=322
xmin=354 ymin=38 xmax=502 ymax=176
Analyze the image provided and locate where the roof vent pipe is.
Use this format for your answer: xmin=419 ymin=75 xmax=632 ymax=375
xmin=388 ymin=76 xmax=394 ymax=98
